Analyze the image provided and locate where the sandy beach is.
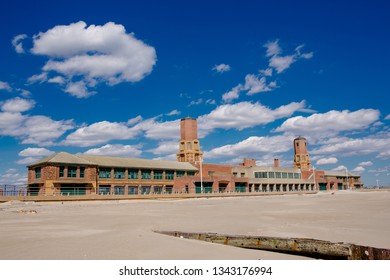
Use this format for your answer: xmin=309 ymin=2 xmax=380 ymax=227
xmin=0 ymin=191 xmax=389 ymax=260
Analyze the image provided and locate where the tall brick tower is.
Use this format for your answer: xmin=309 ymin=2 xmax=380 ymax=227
xmin=177 ymin=117 xmax=203 ymax=163
xmin=293 ymin=136 xmax=311 ymax=170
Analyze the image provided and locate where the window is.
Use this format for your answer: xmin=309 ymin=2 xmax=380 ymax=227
xmin=59 ymin=166 xmax=65 ymax=177
xmin=288 ymin=173 xmax=294 ymax=179
xmin=141 ymin=170 xmax=151 ymax=180
xmin=165 ymin=170 xmax=174 ymax=180
xmin=35 ymin=167 xmax=41 ymax=179
xmin=128 ymin=169 xmax=138 ymax=179
xmin=154 ymin=170 xmax=163 ymax=180
xmin=99 ymin=168 xmax=111 ymax=179
xmin=294 ymin=173 xmax=300 ymax=179
xmin=282 ymin=172 xmax=287 ymax=179
xmin=275 ymin=172 xmax=281 ymax=178
xmin=80 ymin=167 xmax=85 ymax=178
xmin=254 ymin=172 xmax=268 ymax=178
xmin=187 ymin=171 xmax=195 ymax=176
xmin=233 ymin=172 xmax=237 ymax=177
xmin=269 ymin=172 xmax=275 ymax=178
xmin=114 ymin=168 xmax=125 ymax=179
xmin=68 ymin=166 xmax=77 ymax=178
xmin=241 ymin=173 xmax=245 ymax=178
xmin=208 ymin=171 xmax=215 ymax=177
xmin=176 ymin=171 xmax=185 ymax=178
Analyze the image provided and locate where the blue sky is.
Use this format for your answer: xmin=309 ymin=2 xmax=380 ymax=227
xmin=0 ymin=0 xmax=389 ymax=187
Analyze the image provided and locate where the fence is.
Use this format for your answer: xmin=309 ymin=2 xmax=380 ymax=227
xmin=0 ymin=185 xmax=27 ymax=196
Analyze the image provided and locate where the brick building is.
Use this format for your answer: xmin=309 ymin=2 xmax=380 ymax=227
xmin=27 ymin=118 xmax=362 ymax=196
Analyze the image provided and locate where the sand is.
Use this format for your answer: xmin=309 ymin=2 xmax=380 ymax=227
xmin=0 ymin=191 xmax=389 ymax=260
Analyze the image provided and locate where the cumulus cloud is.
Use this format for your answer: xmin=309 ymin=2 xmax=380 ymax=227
xmin=358 ymin=161 xmax=373 ymax=167
xmin=0 ymin=81 xmax=12 ymax=91
xmin=131 ymin=118 xmax=180 ymax=140
xmin=275 ymin=109 xmax=380 ymax=135
xmin=84 ymin=144 xmax=142 ymax=157
xmin=166 ymin=109 xmax=181 ymax=116
xmin=222 ymin=85 xmax=243 ymax=103
xmin=17 ymin=147 xmax=55 ymax=165
xmin=0 ymin=168 xmax=27 ymax=185
xmin=63 ymin=116 xmax=180 ymax=147
xmin=149 ymin=141 xmax=179 ymax=156
xmin=12 ymin=34 xmax=28 ymax=54
xmin=18 ymin=147 xmax=54 ymax=157
xmin=29 ymin=21 xmax=157 ymax=98
xmin=263 ymin=40 xmax=313 ymax=74
xmin=205 ymin=135 xmax=292 ymax=159
xmin=316 ymin=157 xmax=338 ymax=165
xmin=1 ymin=97 xmax=35 ymax=112
xmin=385 ymin=114 xmax=390 ymax=120
xmin=212 ymin=64 xmax=231 ymax=73
xmin=63 ymin=121 xmax=139 ymax=147
xmin=332 ymin=165 xmax=348 ymax=171
xmin=199 ymin=100 xmax=306 ymax=135
xmin=352 ymin=166 xmax=365 ymax=172
xmin=311 ymin=133 xmax=390 ymax=158
xmin=244 ymin=74 xmax=277 ymax=95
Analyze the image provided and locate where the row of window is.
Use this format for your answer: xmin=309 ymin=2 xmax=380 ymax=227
xmin=254 ymin=171 xmax=301 ymax=179
xmin=59 ymin=166 xmax=85 ymax=178
xmin=98 ymin=168 xmax=195 ymax=180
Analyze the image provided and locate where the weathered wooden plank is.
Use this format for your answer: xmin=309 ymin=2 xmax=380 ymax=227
xmin=155 ymin=230 xmax=390 ymax=260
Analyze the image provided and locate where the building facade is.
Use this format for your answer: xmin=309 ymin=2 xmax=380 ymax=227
xmin=27 ymin=118 xmax=362 ymax=196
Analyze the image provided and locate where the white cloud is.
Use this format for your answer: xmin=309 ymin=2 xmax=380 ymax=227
xmin=132 ymin=118 xmax=180 ymax=140
xmin=0 ymin=168 xmax=27 ymax=185
xmin=22 ymin=115 xmax=74 ymax=145
xmin=199 ymin=100 xmax=306 ymax=135
xmin=385 ymin=114 xmax=390 ymax=120
xmin=358 ymin=161 xmax=373 ymax=167
xmin=48 ymin=76 xmax=66 ymax=85
xmin=0 ymin=81 xmax=12 ymax=91
xmin=0 ymin=98 xmax=74 ymax=146
xmin=206 ymin=99 xmax=216 ymax=105
xmin=205 ymin=135 xmax=292 ymax=159
xmin=63 ymin=121 xmax=138 ymax=147
xmin=19 ymin=147 xmax=54 ymax=157
xmin=259 ymin=68 xmax=273 ymax=76
xmin=12 ymin=34 xmax=28 ymax=54
xmin=263 ymin=40 xmax=313 ymax=74
xmin=84 ymin=144 xmax=142 ymax=157
xmin=189 ymin=98 xmax=203 ymax=106
xmin=17 ymin=148 xmax=55 ymax=165
xmin=166 ymin=109 xmax=181 ymax=116
xmin=127 ymin=115 xmax=143 ymax=125
xmin=149 ymin=141 xmax=178 ymax=156
xmin=27 ymin=72 xmax=48 ymax=84
xmin=352 ymin=166 xmax=365 ymax=172
xmin=212 ymin=64 xmax=231 ymax=73
xmin=275 ymin=109 xmax=380 ymax=135
xmin=30 ymin=21 xmax=157 ymax=97
xmin=316 ymin=157 xmax=338 ymax=165
xmin=244 ymin=74 xmax=276 ymax=95
xmin=222 ymin=85 xmax=243 ymax=103
xmin=0 ymin=112 xmax=26 ymax=137
xmin=64 ymin=80 xmax=96 ymax=98
xmin=312 ymin=134 xmax=390 ymax=158
xmin=332 ymin=165 xmax=348 ymax=171
xmin=1 ymin=97 xmax=35 ymax=112
xmin=264 ymin=40 xmax=282 ymax=57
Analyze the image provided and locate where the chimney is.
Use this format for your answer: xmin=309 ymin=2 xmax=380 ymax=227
xmin=274 ymin=158 xmax=279 ymax=168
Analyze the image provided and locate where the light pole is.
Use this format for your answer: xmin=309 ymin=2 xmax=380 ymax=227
xmin=195 ymin=156 xmax=203 ymax=193
xmin=313 ymin=165 xmax=316 ymax=191
xmin=345 ymin=167 xmax=350 ymax=190
xmin=376 ymin=179 xmax=380 ymax=189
